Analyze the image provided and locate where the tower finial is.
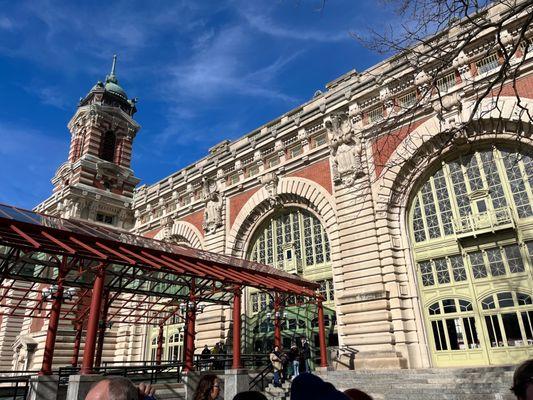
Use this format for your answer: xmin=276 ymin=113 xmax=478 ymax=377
xmin=111 ymin=54 xmax=117 ymax=76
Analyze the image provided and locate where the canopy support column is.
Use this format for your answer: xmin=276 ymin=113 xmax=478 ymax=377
xmin=39 ymin=256 xmax=67 ymax=375
xmin=317 ymin=299 xmax=328 ymax=368
xmin=232 ymin=286 xmax=242 ymax=369
xmin=156 ymin=324 xmax=164 ymax=365
xmin=95 ymin=289 xmax=110 ymax=368
xmin=80 ymin=264 xmax=106 ymax=375
xmin=184 ymin=283 xmax=196 ymax=372
xmin=273 ymin=293 xmax=281 ymax=349
xmin=71 ymin=323 xmax=83 ymax=367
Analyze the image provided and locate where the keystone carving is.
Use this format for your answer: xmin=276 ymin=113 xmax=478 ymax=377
xmin=325 ymin=112 xmax=365 ymax=186
xmin=260 ymin=172 xmax=281 ymax=209
xmin=202 ymin=178 xmax=224 ymax=234
xmin=161 ymin=215 xmax=174 ymax=240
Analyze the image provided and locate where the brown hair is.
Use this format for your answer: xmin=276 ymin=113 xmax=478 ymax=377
xmin=193 ymin=374 xmax=219 ymax=400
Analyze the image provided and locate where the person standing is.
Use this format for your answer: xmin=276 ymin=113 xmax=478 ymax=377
xmin=269 ymin=345 xmax=283 ymax=388
xmin=289 ymin=343 xmax=300 ymax=379
xmin=301 ymin=338 xmax=311 ymax=373
xmin=211 ymin=342 xmax=221 ymax=370
xmin=201 ymin=345 xmax=211 ymax=371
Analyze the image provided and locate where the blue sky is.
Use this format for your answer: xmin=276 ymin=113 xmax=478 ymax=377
xmin=0 ymin=0 xmax=393 ymax=209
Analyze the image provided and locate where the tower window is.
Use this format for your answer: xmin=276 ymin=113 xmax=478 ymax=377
xmin=96 ymin=213 xmax=114 ymax=225
xmin=100 ymin=131 xmax=116 ymax=162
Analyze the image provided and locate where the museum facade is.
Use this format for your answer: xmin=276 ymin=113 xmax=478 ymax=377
xmin=1 ymin=1 xmax=532 ymax=371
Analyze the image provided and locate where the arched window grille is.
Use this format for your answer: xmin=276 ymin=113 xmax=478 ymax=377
xmin=100 ymin=131 xmax=116 ymax=162
xmin=247 ymin=208 xmax=330 ymax=274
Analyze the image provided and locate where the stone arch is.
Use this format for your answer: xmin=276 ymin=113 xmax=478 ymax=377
xmin=372 ymin=96 xmax=533 ymax=368
xmin=227 ymin=176 xmax=338 ymax=259
xmin=154 ymin=220 xmax=204 ymax=249
xmin=376 ymin=96 xmax=533 ymax=215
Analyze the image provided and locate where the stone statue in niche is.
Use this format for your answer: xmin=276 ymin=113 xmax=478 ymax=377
xmin=325 ymin=111 xmax=364 ymax=186
xmin=202 ymin=178 xmax=223 ymax=233
xmin=260 ymin=172 xmax=282 ymax=209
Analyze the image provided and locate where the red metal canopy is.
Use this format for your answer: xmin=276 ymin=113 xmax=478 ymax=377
xmin=0 ymin=203 xmax=319 ymax=327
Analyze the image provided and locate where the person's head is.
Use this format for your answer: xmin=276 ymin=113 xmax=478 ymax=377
xmin=85 ymin=377 xmax=138 ymax=400
xmin=232 ymin=391 xmax=268 ymax=400
xmin=344 ymin=388 xmax=373 ymax=400
xmin=512 ymin=359 xmax=533 ymax=400
xmin=193 ymin=374 xmax=221 ymax=400
xmin=204 ymin=345 xmax=208 ymax=348
xmin=274 ymin=345 xmax=279 ymax=352
xmin=290 ymin=373 xmax=349 ymax=400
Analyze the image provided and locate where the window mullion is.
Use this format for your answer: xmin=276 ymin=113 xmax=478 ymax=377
xmin=417 ymin=192 xmax=431 ymax=241
xmin=429 ymin=176 xmax=445 ymax=237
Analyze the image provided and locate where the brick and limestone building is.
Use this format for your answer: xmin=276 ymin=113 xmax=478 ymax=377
xmin=1 ymin=0 xmax=532 ymax=372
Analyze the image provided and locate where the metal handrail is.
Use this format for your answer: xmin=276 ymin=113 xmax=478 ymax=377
xmin=58 ymin=361 xmax=186 ymax=387
xmin=337 ymin=345 xmax=359 ymax=355
xmin=249 ymin=363 xmax=273 ymax=392
xmin=0 ymin=373 xmax=32 ymax=400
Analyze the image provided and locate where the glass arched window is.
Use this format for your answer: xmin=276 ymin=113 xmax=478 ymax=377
xmin=411 ymin=148 xmax=532 ymax=243
xmin=100 ymin=131 xmax=116 ymax=162
xmin=167 ymin=331 xmax=184 ymax=361
xmin=150 ymin=335 xmax=165 ymax=361
xmin=409 ymin=146 xmax=533 ymax=367
xmin=481 ymin=291 xmax=533 ymax=348
xmin=247 ymin=208 xmax=330 ymax=273
xmin=427 ymin=298 xmax=480 ymax=351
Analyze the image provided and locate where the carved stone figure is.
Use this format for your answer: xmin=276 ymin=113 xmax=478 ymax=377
xmin=260 ymin=172 xmax=281 ymax=209
xmin=325 ymin=112 xmax=364 ymax=186
xmin=161 ymin=215 xmax=174 ymax=240
xmin=202 ymin=178 xmax=223 ymax=233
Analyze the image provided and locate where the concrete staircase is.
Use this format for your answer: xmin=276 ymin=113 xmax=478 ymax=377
xmin=263 ymin=380 xmax=291 ymax=400
xmin=151 ymin=382 xmax=185 ymax=400
xmin=316 ymin=366 xmax=517 ymax=400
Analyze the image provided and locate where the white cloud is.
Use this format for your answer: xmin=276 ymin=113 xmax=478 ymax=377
xmin=238 ymin=4 xmax=351 ymax=43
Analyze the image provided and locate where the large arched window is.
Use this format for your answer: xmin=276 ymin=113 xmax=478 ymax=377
xmin=247 ymin=208 xmax=330 ymax=274
xmin=245 ymin=207 xmax=336 ymax=363
xmin=411 ymin=147 xmax=532 ymax=243
xmin=100 ymin=131 xmax=116 ymax=162
xmin=408 ymin=146 xmax=533 ymax=367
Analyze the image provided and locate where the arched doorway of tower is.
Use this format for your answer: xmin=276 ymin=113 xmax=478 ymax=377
xmin=407 ymin=145 xmax=533 ymax=367
xmin=244 ymin=207 xmax=338 ymax=368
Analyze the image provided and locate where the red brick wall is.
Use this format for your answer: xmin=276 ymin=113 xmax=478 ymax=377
xmin=288 ymin=158 xmax=333 ymax=194
xmin=144 ymin=228 xmax=162 ymax=238
xmin=229 ymin=188 xmax=259 ymax=228
xmin=181 ymin=210 xmax=204 ymax=237
xmin=372 ymin=117 xmax=429 ymax=177
xmin=492 ymin=73 xmax=533 ymax=98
